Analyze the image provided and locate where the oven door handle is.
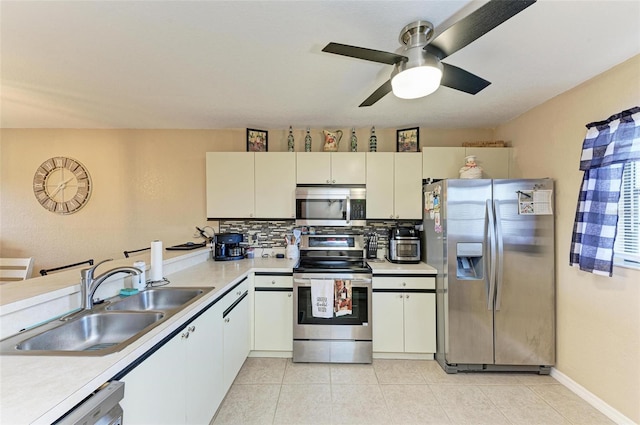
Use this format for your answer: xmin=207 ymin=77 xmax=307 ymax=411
xmin=293 ymin=277 xmax=372 ymax=285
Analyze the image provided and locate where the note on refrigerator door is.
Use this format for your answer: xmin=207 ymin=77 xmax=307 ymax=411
xmin=518 ymin=190 xmax=553 ymax=215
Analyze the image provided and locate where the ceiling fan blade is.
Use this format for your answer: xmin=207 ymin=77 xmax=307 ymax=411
xmin=441 ymin=63 xmax=491 ymax=95
xmin=428 ymin=0 xmax=536 ymax=59
xmin=359 ymin=80 xmax=392 ymax=107
xmin=323 ymin=42 xmax=406 ymax=65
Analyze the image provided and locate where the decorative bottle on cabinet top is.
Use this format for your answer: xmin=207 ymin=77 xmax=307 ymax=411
xmin=350 ymin=128 xmax=358 ymax=152
xmin=304 ymin=128 xmax=312 ymax=152
xmin=287 ymin=126 xmax=295 ymax=152
xmin=369 ymin=126 xmax=377 ymax=152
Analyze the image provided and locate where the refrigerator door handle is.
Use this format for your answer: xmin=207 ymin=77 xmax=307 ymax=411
xmin=486 ymin=199 xmax=497 ymax=310
xmin=494 ymin=200 xmax=505 ymax=310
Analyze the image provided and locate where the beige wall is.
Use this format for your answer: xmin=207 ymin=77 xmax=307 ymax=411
xmin=0 ymin=126 xmax=491 ymax=276
xmin=495 ymin=54 xmax=640 ymax=423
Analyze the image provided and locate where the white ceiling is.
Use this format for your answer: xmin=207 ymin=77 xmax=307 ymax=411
xmin=1 ymin=0 xmax=639 ymax=130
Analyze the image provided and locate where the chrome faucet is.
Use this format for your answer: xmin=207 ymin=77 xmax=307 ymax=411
xmin=81 ymin=259 xmax=143 ymax=310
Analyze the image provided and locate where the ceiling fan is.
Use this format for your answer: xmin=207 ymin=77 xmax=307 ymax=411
xmin=322 ymin=0 xmax=536 ymax=107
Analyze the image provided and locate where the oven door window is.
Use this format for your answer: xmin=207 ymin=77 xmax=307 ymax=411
xmin=297 ymin=286 xmax=369 ymax=325
xmin=296 ymin=199 xmax=346 ymax=220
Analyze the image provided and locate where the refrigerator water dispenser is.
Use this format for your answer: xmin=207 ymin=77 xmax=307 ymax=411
xmin=456 ymin=242 xmax=483 ymax=279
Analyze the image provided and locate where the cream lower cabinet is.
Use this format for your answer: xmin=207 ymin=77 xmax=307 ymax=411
xmin=296 ymin=152 xmax=366 ymax=184
xmin=222 ymin=279 xmax=251 ymax=392
xmin=254 ymin=273 xmax=293 ymax=352
xmin=121 ymin=301 xmax=224 ymax=425
xmin=366 ymin=153 xmax=422 ymax=219
xmin=372 ymin=275 xmax=436 ymax=354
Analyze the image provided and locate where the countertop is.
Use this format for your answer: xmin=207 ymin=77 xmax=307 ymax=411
xmin=368 ymin=259 xmax=436 ymax=275
xmin=0 ymin=253 xmax=434 ymax=424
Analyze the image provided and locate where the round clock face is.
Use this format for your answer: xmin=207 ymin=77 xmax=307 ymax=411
xmin=33 ymin=157 xmax=92 ymax=214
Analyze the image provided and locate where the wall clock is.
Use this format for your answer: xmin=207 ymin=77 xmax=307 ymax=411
xmin=33 ymin=156 xmax=92 ymax=214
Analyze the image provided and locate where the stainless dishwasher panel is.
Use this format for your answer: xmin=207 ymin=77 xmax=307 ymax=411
xmin=55 ymin=381 xmax=124 ymax=425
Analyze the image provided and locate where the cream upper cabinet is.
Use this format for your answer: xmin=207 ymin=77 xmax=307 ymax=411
xmin=394 ymin=153 xmax=423 ymax=219
xmin=255 ymin=152 xmax=296 ymax=219
xmin=367 ymin=153 xmax=422 ymax=220
xmin=366 ymin=153 xmax=394 ymax=219
xmin=422 ymin=147 xmax=466 ymax=180
xmin=296 ymin=152 xmax=365 ymax=184
xmin=206 ymin=152 xmax=255 ymax=218
xmin=331 ymin=152 xmax=366 ymax=184
xmin=296 ymin=152 xmax=331 ymax=184
xmin=422 ymin=147 xmax=512 ymax=180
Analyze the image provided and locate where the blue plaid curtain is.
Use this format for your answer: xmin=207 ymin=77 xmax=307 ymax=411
xmin=570 ymin=106 xmax=640 ymax=276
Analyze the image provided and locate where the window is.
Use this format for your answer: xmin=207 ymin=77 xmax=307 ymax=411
xmin=614 ymin=161 xmax=640 ymax=267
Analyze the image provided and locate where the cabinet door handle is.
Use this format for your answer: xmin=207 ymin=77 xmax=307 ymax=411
xmin=288 ymin=293 xmax=292 ymax=297
xmin=225 ymin=317 xmax=230 ymax=323
xmin=406 ymin=294 xmax=410 ymax=299
xmin=402 ymin=282 xmax=406 ymax=286
xmin=272 ymin=280 xmax=276 ymax=285
xmin=399 ymin=294 xmax=403 ymax=299
xmin=390 ymin=214 xmax=394 ymax=219
xmin=188 ymin=326 xmax=196 ymax=333
xmin=182 ymin=332 xmax=190 ymax=339
xmin=332 ymin=179 xmax=336 ymax=184
xmin=326 ymin=179 xmax=331 ymax=184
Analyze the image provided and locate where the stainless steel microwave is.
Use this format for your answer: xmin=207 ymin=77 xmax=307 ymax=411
xmin=295 ymin=186 xmax=366 ymax=227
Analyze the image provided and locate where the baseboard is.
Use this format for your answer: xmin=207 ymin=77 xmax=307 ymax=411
xmin=373 ymin=352 xmax=434 ymax=360
xmin=249 ymin=350 xmax=292 ymax=358
xmin=550 ymin=367 xmax=637 ymax=425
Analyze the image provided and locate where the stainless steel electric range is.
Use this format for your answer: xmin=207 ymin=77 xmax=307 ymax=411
xmin=293 ymin=234 xmax=372 ymax=363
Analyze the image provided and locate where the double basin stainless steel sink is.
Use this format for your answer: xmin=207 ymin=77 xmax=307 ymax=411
xmin=0 ymin=287 xmax=214 ymax=356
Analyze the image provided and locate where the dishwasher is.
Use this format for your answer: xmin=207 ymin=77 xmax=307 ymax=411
xmin=55 ymin=381 xmax=125 ymax=425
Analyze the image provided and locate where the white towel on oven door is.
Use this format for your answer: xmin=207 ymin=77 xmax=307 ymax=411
xmin=311 ymin=279 xmax=334 ymax=318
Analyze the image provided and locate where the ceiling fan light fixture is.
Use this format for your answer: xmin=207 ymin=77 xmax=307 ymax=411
xmin=391 ymin=65 xmax=442 ymax=99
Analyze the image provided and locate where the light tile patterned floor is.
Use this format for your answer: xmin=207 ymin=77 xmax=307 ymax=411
xmin=211 ymin=358 xmax=614 ymax=425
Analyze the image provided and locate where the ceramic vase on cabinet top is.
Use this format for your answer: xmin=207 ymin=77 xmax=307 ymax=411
xmin=287 ymin=126 xmax=295 ymax=152
xmin=459 ymin=155 xmax=483 ymax=178
xmin=369 ymin=126 xmax=377 ymax=152
xmin=350 ymin=128 xmax=358 ymax=152
xmin=323 ymin=130 xmax=343 ymax=152
xmin=304 ymin=128 xmax=312 ymax=152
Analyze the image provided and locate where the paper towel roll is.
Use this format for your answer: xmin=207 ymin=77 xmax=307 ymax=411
xmin=150 ymin=240 xmax=163 ymax=282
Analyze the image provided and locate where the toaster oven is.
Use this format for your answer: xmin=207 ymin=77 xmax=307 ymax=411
xmin=388 ymin=226 xmax=421 ymax=263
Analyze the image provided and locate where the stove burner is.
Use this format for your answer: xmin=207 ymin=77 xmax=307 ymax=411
xmin=294 ymin=259 xmax=371 ymax=274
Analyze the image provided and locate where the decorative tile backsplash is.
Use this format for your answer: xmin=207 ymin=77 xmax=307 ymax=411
xmin=219 ymin=220 xmax=419 ymax=250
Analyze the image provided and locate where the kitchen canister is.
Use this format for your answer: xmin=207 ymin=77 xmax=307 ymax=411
xmin=286 ymin=244 xmax=299 ymax=259
xmin=459 ymin=155 xmax=483 ymax=178
xmin=133 ymin=261 xmax=147 ymax=291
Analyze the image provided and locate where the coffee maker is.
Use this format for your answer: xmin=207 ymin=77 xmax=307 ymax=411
xmin=214 ymin=233 xmax=244 ymax=261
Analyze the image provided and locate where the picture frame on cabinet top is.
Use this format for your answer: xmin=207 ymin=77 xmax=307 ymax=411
xmin=247 ymin=128 xmax=268 ymax=152
xmin=397 ymin=127 xmax=419 ymax=152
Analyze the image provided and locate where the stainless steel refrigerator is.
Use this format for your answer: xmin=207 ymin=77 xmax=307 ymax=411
xmin=423 ymin=179 xmax=555 ymax=374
